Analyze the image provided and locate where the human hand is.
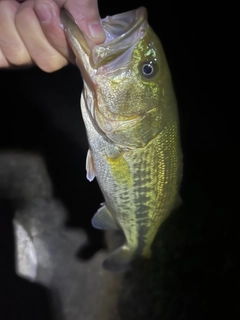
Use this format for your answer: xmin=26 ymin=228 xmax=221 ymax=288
xmin=0 ymin=0 xmax=105 ymax=72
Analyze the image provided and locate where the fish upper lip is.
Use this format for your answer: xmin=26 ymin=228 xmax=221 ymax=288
xmin=90 ymin=7 xmax=147 ymax=68
xmin=100 ymin=7 xmax=147 ymax=47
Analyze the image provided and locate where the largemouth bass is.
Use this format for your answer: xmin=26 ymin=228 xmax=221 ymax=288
xmin=60 ymin=7 xmax=182 ymax=272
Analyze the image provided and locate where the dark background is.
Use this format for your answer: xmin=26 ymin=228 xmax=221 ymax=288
xmin=0 ymin=1 xmax=239 ymax=319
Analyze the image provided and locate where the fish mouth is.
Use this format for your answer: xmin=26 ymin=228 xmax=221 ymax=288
xmin=94 ymin=7 xmax=147 ymax=66
xmin=102 ymin=7 xmax=147 ymax=42
xmin=60 ymin=7 xmax=148 ymax=69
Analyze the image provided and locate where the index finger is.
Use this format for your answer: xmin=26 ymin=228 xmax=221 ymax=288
xmin=35 ymin=0 xmax=105 ymax=44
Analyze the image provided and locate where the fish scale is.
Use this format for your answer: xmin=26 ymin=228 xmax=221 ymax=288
xmin=60 ymin=7 xmax=182 ymax=272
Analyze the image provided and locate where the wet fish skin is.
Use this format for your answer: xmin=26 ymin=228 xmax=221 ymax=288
xmin=60 ymin=7 xmax=182 ymax=272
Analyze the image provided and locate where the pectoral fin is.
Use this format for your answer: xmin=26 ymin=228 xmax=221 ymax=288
xmin=92 ymin=204 xmax=119 ymax=230
xmin=86 ymin=149 xmax=95 ymax=182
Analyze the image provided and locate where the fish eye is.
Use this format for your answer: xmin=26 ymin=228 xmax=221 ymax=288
xmin=140 ymin=62 xmax=157 ymax=79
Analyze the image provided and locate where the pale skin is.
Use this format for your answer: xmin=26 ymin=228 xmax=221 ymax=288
xmin=0 ymin=0 xmax=105 ymax=72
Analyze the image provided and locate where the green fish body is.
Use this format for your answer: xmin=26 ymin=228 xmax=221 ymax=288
xmin=61 ymin=7 xmax=182 ymax=272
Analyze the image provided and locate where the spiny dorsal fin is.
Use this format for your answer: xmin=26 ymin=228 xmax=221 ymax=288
xmin=92 ymin=204 xmax=119 ymax=230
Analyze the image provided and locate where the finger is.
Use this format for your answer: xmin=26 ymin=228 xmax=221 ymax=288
xmin=35 ymin=0 xmax=105 ymax=45
xmin=0 ymin=49 xmax=10 ymax=68
xmin=15 ymin=0 xmax=68 ymax=72
xmin=33 ymin=0 xmax=75 ymax=64
xmin=0 ymin=0 xmax=32 ymax=66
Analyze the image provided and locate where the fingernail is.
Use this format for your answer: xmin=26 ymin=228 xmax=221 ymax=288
xmin=36 ymin=3 xmax=52 ymax=23
xmin=88 ymin=22 xmax=105 ymax=43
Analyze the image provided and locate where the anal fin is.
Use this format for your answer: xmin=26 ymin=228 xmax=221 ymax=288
xmin=92 ymin=204 xmax=119 ymax=230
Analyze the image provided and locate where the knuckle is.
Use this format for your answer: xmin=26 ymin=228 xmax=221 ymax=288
xmin=0 ymin=1 xmax=19 ymax=14
xmin=15 ymin=6 xmax=34 ymax=26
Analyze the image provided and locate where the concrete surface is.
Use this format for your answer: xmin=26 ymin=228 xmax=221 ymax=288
xmin=0 ymin=152 xmax=122 ymax=320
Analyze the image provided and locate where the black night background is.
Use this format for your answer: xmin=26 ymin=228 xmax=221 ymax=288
xmin=0 ymin=1 xmax=238 ymax=319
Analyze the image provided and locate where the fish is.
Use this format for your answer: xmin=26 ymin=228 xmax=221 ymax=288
xmin=60 ymin=7 xmax=182 ymax=272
